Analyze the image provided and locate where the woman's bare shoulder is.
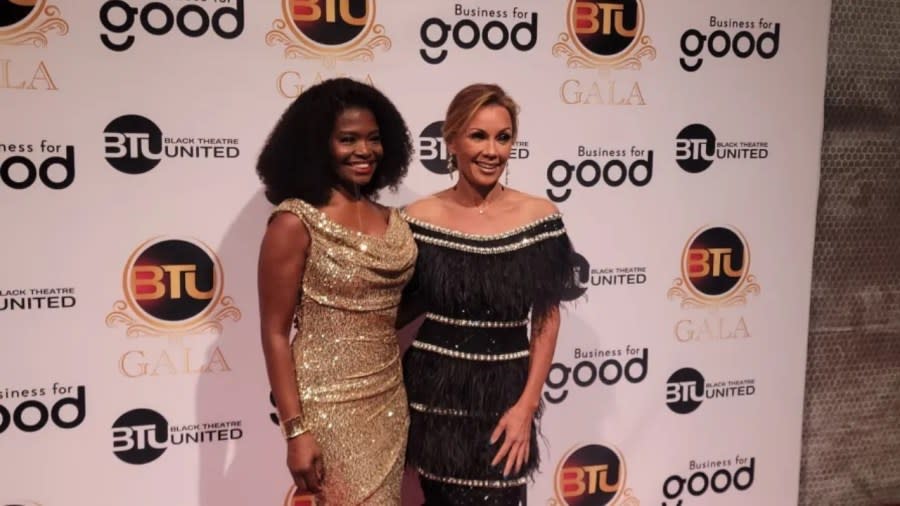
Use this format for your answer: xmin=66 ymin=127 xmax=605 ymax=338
xmin=505 ymin=189 xmax=561 ymax=220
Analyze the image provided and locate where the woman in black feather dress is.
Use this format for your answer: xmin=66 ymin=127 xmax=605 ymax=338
xmin=399 ymin=83 xmax=576 ymax=505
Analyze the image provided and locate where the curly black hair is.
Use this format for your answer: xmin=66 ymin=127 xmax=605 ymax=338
xmin=256 ymin=78 xmax=413 ymax=205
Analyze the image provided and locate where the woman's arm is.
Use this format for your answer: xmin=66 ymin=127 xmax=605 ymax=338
xmin=520 ymin=307 xmax=560 ymax=411
xmin=490 ymin=307 xmax=561 ymax=476
xmin=258 ymin=212 xmax=323 ymax=493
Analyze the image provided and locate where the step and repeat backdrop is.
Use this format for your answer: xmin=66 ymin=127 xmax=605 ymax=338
xmin=0 ymin=1 xmax=830 ymax=505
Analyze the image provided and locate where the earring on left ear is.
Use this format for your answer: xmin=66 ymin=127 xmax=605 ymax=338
xmin=505 ymin=164 xmax=510 ymax=186
xmin=447 ymin=154 xmax=457 ymax=181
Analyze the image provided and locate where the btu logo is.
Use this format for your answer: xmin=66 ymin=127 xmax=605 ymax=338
xmin=665 ymin=367 xmax=705 ymax=414
xmin=571 ymin=1 xmax=642 ymax=57
xmin=104 ymin=114 xmax=163 ymax=175
xmin=419 ymin=8 xmax=538 ymax=64
xmin=675 ymin=124 xmax=716 ymax=174
xmin=555 ymin=444 xmax=625 ymax=506
xmin=683 ymin=226 xmax=747 ymax=299
xmin=288 ymin=0 xmax=372 ymax=48
xmin=111 ymin=408 xmax=169 ymax=464
xmin=575 ymin=2 xmax=635 ymax=36
xmin=99 ymin=0 xmax=244 ymax=51
xmin=126 ymin=238 xmax=220 ymax=324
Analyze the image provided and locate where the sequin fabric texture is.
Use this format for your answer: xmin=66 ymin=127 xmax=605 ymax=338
xmin=274 ymin=198 xmax=417 ymax=505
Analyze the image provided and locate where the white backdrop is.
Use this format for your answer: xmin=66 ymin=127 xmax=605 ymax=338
xmin=0 ymin=1 xmax=830 ymax=505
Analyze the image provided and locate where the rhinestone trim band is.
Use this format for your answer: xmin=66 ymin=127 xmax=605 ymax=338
xmin=411 ymin=229 xmax=566 ymax=255
xmin=417 ymin=468 xmax=528 ymax=488
xmin=409 ymin=402 xmax=470 ymax=417
xmin=426 ymin=312 xmax=528 ymax=328
xmin=401 ymin=212 xmax=562 ymax=241
xmin=409 ymin=403 xmax=501 ymax=418
xmin=410 ymin=341 xmax=530 ymax=361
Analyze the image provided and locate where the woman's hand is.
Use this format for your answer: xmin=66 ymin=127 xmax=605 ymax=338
xmin=287 ymin=433 xmax=324 ymax=493
xmin=490 ymin=403 xmax=536 ymax=477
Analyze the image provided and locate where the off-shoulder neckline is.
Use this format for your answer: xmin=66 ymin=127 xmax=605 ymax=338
xmin=400 ymin=211 xmax=563 ymax=241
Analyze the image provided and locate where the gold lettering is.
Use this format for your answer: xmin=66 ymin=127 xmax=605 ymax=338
xmin=596 ymin=4 xmax=618 ymax=35
xmin=338 ymin=0 xmax=366 ymax=26
xmin=724 ymin=251 xmax=743 ymax=278
xmin=733 ymin=317 xmax=750 ymax=338
xmin=560 ymin=79 xmax=646 ymax=106
xmin=151 ymin=350 xmax=178 ymax=376
xmin=119 ymin=350 xmax=148 ymax=378
xmin=561 ymin=79 xmax=581 ymax=104
xmin=1 ymin=60 xmax=26 ymax=89
xmin=185 ymin=271 xmax=214 ymax=300
xmin=278 ymin=71 xmax=303 ymax=99
xmin=30 ymin=61 xmax=57 ymax=90
xmin=206 ymin=346 xmax=231 ymax=373
xmin=625 ymin=81 xmax=646 ymax=105
xmin=707 ymin=248 xmax=731 ymax=277
xmin=611 ymin=4 xmax=637 ymax=36
xmin=584 ymin=81 xmax=604 ymax=104
xmin=161 ymin=265 xmax=193 ymax=299
xmin=278 ymin=71 xmax=375 ymax=99
xmin=675 ymin=319 xmax=693 ymax=342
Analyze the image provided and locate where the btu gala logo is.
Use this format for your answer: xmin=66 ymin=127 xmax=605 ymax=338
xmin=553 ymin=443 xmax=640 ymax=506
xmin=0 ymin=0 xmax=68 ymax=46
xmin=553 ymin=1 xmax=654 ymax=106
xmin=266 ymin=0 xmax=390 ymax=67
xmin=0 ymin=0 xmax=69 ymax=91
xmin=553 ymin=1 xmax=655 ymax=70
xmin=668 ymin=226 xmax=760 ymax=308
xmin=106 ymin=237 xmax=241 ymax=337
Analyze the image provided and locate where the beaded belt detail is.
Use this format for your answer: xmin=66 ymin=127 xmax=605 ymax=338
xmin=409 ymin=402 xmax=470 ymax=417
xmin=425 ymin=312 xmax=529 ymax=328
xmin=410 ymin=341 xmax=530 ymax=361
xmin=417 ymin=468 xmax=528 ymax=488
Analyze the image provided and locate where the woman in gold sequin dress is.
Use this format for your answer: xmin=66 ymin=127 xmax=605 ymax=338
xmin=256 ymin=78 xmax=416 ymax=505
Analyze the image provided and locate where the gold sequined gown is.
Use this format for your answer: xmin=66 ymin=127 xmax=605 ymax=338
xmin=274 ymin=198 xmax=416 ymax=505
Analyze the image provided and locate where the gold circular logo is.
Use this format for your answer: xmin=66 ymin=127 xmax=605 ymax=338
xmin=123 ymin=237 xmax=223 ymax=330
xmin=680 ymin=226 xmax=750 ymax=301
xmin=281 ymin=0 xmax=375 ymax=53
xmin=0 ymin=0 xmax=45 ymax=35
xmin=566 ymin=0 xmax=644 ymax=65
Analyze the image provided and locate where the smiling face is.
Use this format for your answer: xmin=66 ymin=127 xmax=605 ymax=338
xmin=448 ymin=104 xmax=513 ymax=188
xmin=329 ymin=107 xmax=383 ymax=187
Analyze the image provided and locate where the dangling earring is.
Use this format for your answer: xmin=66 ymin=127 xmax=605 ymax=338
xmin=505 ymin=163 xmax=510 ymax=186
xmin=447 ymin=154 xmax=457 ymax=181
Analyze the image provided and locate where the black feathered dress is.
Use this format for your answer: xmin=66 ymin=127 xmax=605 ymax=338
xmin=400 ymin=211 xmax=575 ymax=505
